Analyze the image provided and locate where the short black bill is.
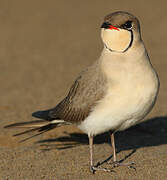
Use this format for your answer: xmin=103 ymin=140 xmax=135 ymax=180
xmin=101 ymin=22 xmax=111 ymax=29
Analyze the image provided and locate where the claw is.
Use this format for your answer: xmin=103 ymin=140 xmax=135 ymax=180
xmin=90 ymin=166 xmax=113 ymax=173
xmin=108 ymin=161 xmax=136 ymax=170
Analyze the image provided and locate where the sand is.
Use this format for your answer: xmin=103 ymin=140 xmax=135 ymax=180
xmin=1 ymin=0 xmax=167 ymax=179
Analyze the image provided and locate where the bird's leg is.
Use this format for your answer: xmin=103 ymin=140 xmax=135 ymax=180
xmin=88 ymin=135 xmax=112 ymax=173
xmin=89 ymin=135 xmax=94 ymax=169
xmin=111 ymin=132 xmax=117 ymax=162
xmin=108 ymin=131 xmax=135 ymax=169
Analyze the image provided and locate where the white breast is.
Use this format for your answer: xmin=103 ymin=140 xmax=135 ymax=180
xmin=78 ymin=46 xmax=159 ymax=136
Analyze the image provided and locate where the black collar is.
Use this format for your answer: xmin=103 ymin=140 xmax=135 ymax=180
xmin=105 ymin=30 xmax=133 ymax=53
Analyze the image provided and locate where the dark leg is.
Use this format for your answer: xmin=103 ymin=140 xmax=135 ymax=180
xmin=89 ymin=134 xmax=94 ymax=169
xmin=111 ymin=132 xmax=117 ymax=162
xmin=88 ymin=135 xmax=112 ymax=173
xmin=109 ymin=131 xmax=135 ymax=169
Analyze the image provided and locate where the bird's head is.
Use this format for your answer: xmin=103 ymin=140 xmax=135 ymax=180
xmin=101 ymin=11 xmax=141 ymax=53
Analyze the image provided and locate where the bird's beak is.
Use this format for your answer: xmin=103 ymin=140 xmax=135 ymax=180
xmin=101 ymin=22 xmax=119 ymax=31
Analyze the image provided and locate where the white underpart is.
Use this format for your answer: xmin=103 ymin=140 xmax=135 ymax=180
xmin=101 ymin=28 xmax=131 ymax=52
xmin=78 ymin=44 xmax=159 ymax=136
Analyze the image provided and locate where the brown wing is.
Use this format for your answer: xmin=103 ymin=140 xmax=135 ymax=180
xmin=49 ymin=61 xmax=107 ymax=123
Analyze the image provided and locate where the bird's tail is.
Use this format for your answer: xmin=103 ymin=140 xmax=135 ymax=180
xmin=4 ymin=119 xmax=70 ymax=142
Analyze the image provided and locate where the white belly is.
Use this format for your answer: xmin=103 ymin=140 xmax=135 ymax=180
xmin=78 ymin=67 xmax=159 ymax=136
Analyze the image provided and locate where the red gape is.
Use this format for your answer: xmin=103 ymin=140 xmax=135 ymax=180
xmin=109 ymin=25 xmax=120 ymax=31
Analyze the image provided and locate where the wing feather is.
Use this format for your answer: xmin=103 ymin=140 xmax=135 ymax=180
xmin=49 ymin=61 xmax=107 ymax=123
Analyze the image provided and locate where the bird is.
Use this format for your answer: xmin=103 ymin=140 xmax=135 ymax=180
xmin=5 ymin=11 xmax=159 ymax=173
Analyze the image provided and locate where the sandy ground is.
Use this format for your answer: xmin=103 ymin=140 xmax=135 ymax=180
xmin=1 ymin=0 xmax=167 ymax=179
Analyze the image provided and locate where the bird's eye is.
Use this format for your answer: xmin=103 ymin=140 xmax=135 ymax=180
xmin=122 ymin=21 xmax=132 ymax=29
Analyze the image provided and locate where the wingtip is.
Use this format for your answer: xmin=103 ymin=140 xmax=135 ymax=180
xmin=32 ymin=110 xmax=54 ymax=121
xmin=4 ymin=123 xmax=18 ymax=129
xmin=4 ymin=120 xmax=48 ymax=129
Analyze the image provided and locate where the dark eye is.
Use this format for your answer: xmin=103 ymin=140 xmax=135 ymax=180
xmin=122 ymin=21 xmax=132 ymax=29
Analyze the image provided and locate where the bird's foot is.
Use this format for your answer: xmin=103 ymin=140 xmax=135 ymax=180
xmin=90 ymin=166 xmax=113 ymax=174
xmin=108 ymin=161 xmax=136 ymax=170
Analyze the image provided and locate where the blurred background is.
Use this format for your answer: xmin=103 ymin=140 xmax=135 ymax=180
xmin=0 ymin=0 xmax=167 ymax=179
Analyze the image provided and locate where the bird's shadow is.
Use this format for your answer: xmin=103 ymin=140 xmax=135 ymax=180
xmin=36 ymin=116 xmax=167 ymax=164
